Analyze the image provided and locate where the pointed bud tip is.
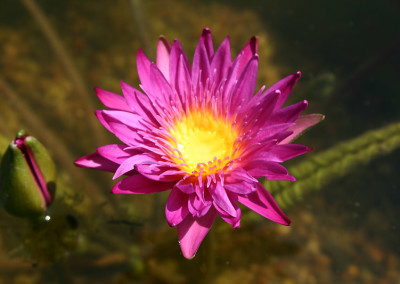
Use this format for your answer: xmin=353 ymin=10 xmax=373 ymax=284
xmin=16 ymin=130 xmax=27 ymax=138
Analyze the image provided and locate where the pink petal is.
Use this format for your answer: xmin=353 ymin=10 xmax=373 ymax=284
xmin=156 ymin=36 xmax=171 ymax=82
xmin=136 ymin=49 xmax=152 ymax=93
xmin=210 ymin=37 xmax=231 ymax=86
xmin=95 ymin=110 xmax=113 ymax=133
xmin=188 ymin=194 xmax=212 ymax=217
xmin=269 ymin=100 xmax=308 ymax=124
xmin=230 ymin=55 xmax=258 ymax=111
xmin=238 ymin=182 xmax=290 ymax=225
xmin=169 ymin=40 xmax=191 ymax=90
xmin=175 ymin=54 xmax=192 ymax=103
xmin=96 ymin=144 xmax=135 ymax=164
xmin=174 ymin=177 xmax=196 ymax=194
xmin=120 ymin=81 xmax=158 ymax=125
xmin=101 ymin=110 xmax=146 ymax=131
xmin=266 ymin=71 xmax=301 ymax=110
xmin=269 ymin=144 xmax=312 ymax=161
xmin=245 ymin=160 xmax=295 ymax=181
xmin=165 ymin=188 xmax=189 ymax=226
xmin=236 ymin=36 xmax=258 ymax=76
xmin=111 ymin=174 xmax=174 ymax=194
xmin=208 ymin=181 xmax=237 ymax=217
xmin=192 ymin=39 xmax=211 ymax=92
xmin=224 ymin=168 xmax=257 ymax=194
xmin=200 ymin=28 xmax=214 ymax=60
xmin=214 ymin=198 xmax=241 ymax=228
xmin=252 ymin=123 xmax=293 ymax=143
xmin=150 ymin=63 xmax=175 ymax=105
xmin=94 ymin=87 xmax=131 ymax=111
xmin=136 ymin=164 xmax=182 ymax=181
xmin=221 ymin=53 xmax=241 ymax=105
xmin=75 ymin=152 xmax=118 ymax=172
xmin=224 ymin=181 xmax=256 ymax=195
xmin=113 ymin=154 xmax=157 ymax=179
xmin=177 ymin=207 xmax=217 ymax=259
xmin=100 ymin=111 xmax=146 ymax=146
xmin=280 ymin=114 xmax=325 ymax=144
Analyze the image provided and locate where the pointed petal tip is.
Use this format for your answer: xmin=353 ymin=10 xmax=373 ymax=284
xmin=74 ymin=156 xmax=86 ymax=167
xmin=202 ymin=27 xmax=211 ymax=34
xmin=250 ymin=36 xmax=258 ymax=53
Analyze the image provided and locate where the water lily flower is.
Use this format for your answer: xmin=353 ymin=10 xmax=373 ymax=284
xmin=76 ymin=28 xmax=323 ymax=258
xmin=0 ymin=130 xmax=56 ymax=217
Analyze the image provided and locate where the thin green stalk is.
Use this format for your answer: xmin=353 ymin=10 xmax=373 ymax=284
xmin=20 ymin=0 xmax=106 ymax=146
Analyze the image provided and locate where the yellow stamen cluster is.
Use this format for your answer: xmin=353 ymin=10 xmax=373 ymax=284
xmin=169 ymin=110 xmax=238 ymax=175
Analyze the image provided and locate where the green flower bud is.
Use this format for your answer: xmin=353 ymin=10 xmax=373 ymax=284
xmin=0 ymin=130 xmax=56 ymax=217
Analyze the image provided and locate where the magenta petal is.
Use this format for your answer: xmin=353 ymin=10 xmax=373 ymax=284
xmin=169 ymin=40 xmax=191 ymax=90
xmin=238 ymin=182 xmax=290 ymax=225
xmin=236 ymin=36 xmax=258 ymax=75
xmin=267 ymin=71 xmax=301 ymax=110
xmin=120 ymin=81 xmax=157 ymax=123
xmin=200 ymin=27 xmax=214 ymax=60
xmin=280 ymin=114 xmax=325 ymax=144
xmin=175 ymin=177 xmax=196 ymax=194
xmin=95 ymin=110 xmax=113 ymax=133
xmin=150 ymin=63 xmax=175 ymax=105
xmin=214 ymin=199 xmax=241 ymax=228
xmin=95 ymin=87 xmax=131 ymax=111
xmin=269 ymin=100 xmax=308 ymax=124
xmin=224 ymin=168 xmax=257 ymax=194
xmin=99 ymin=112 xmax=146 ymax=146
xmin=245 ymin=160 xmax=295 ymax=181
xmin=136 ymin=164 xmax=182 ymax=181
xmin=175 ymin=54 xmax=192 ymax=102
xmin=96 ymin=144 xmax=134 ymax=164
xmin=165 ymin=188 xmax=189 ymax=227
xmin=113 ymin=154 xmax=157 ymax=179
xmin=188 ymin=194 xmax=212 ymax=217
xmin=269 ymin=144 xmax=312 ymax=162
xmin=251 ymin=123 xmax=293 ymax=143
xmin=177 ymin=207 xmax=217 ymax=259
xmin=230 ymin=56 xmax=258 ymax=111
xmin=136 ymin=49 xmax=152 ymax=93
xmin=101 ymin=110 xmax=147 ymax=131
xmin=210 ymin=37 xmax=231 ymax=86
xmin=111 ymin=174 xmax=174 ymax=194
xmin=192 ymin=39 xmax=211 ymax=91
xmin=224 ymin=181 xmax=256 ymax=195
xmin=75 ymin=152 xmax=118 ymax=172
xmin=208 ymin=181 xmax=237 ymax=217
xmin=156 ymin=36 xmax=171 ymax=82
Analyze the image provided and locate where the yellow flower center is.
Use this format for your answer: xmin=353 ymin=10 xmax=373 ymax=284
xmin=168 ymin=110 xmax=238 ymax=175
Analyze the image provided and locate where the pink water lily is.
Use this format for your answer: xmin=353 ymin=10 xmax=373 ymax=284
xmin=76 ymin=28 xmax=323 ymax=258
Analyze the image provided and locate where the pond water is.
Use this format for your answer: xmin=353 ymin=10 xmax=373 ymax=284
xmin=1 ymin=0 xmax=399 ymax=283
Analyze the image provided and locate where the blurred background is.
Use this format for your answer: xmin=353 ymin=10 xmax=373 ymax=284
xmin=0 ymin=0 xmax=399 ymax=283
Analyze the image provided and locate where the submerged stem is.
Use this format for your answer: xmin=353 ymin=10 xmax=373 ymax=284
xmin=20 ymin=0 xmax=106 ymax=146
xmin=265 ymin=121 xmax=400 ymax=210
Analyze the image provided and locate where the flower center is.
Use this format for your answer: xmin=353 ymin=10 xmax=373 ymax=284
xmin=168 ymin=110 xmax=238 ymax=175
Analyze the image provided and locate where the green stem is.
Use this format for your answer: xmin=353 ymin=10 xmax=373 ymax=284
xmin=20 ymin=0 xmax=107 ymax=146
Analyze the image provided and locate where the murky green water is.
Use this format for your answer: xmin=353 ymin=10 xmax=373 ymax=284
xmin=1 ymin=0 xmax=399 ymax=283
